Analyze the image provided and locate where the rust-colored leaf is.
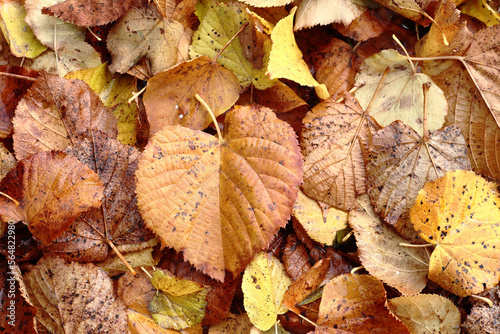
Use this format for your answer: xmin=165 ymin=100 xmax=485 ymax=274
xmin=136 ymin=105 xmax=303 ymax=281
xmin=282 ymin=234 xmax=312 ymax=281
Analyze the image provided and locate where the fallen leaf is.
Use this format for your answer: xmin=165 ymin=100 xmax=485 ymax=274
xmin=410 ymin=170 xmax=500 ymax=296
xmin=301 ymin=92 xmax=380 ymax=210
xmin=316 ymin=274 xmax=410 ymax=333
xmin=208 ymin=313 xmax=253 ymax=333
xmin=135 ymin=105 xmax=303 ymax=281
xmin=253 ymin=80 xmax=308 ymax=113
xmin=333 ymin=7 xmax=392 ymax=42
xmin=0 ymin=151 xmax=104 ymax=244
xmin=238 ymin=0 xmax=293 ymax=7
xmin=371 ymin=0 xmax=436 ymax=26
xmin=107 ymin=4 xmax=186 ymax=76
xmin=143 ymin=56 xmax=240 ymax=133
xmin=292 ymin=190 xmax=348 ymax=245
xmin=190 ymin=0 xmax=274 ymax=89
xmin=24 ymin=256 xmax=127 ymax=333
xmin=42 ymin=0 xmax=133 ymax=27
xmin=242 ymin=252 xmax=292 ymax=331
xmin=350 ymin=195 xmax=429 ymax=296
xmin=0 ymin=142 xmax=16 ymax=181
xmin=462 ymin=304 xmax=500 ymax=333
xmin=354 ymin=49 xmax=448 ymax=136
xmin=282 ymin=234 xmax=312 ymax=281
xmin=13 ymin=73 xmax=117 ymax=161
xmin=97 ymin=246 xmax=157 ymax=276
xmin=266 ymin=7 xmax=328 ymax=99
xmin=388 ymin=294 xmax=461 ymax=333
xmin=366 ymin=121 xmax=471 ymax=240
xmin=460 ymin=0 xmax=500 ymax=26
xmin=0 ymin=0 xmax=46 ymax=58
xmin=294 ymin=0 xmax=366 ymax=30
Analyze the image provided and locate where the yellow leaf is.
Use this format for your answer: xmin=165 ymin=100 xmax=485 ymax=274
xmin=266 ymin=7 xmax=329 ymax=99
xmin=410 ymin=170 xmax=500 ymax=296
xmin=65 ymin=63 xmax=139 ymax=144
xmin=0 ymin=0 xmax=46 ymax=58
xmin=151 ymin=271 xmax=205 ymax=297
xmin=242 ymin=252 xmax=292 ymax=331
xmin=460 ymin=0 xmax=500 ymax=27
xmin=238 ymin=0 xmax=293 ymax=7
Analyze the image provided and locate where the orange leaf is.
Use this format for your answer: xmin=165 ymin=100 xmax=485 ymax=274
xmin=136 ymin=105 xmax=303 ymax=281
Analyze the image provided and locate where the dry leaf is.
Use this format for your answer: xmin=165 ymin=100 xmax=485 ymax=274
xmin=253 ymin=80 xmax=308 ymax=113
xmin=238 ymin=0 xmax=293 ymax=7
xmin=410 ymin=170 xmax=500 ymax=296
xmin=24 ymin=256 xmax=127 ymax=333
xmin=208 ymin=313 xmax=253 ymax=333
xmin=0 ymin=142 xmax=16 ymax=181
xmin=350 ymin=195 xmax=429 ymax=296
xmin=460 ymin=0 xmax=500 ymax=26
xmin=136 ymin=105 xmax=302 ymax=281
xmin=294 ymin=0 xmax=366 ymax=30
xmin=333 ymin=7 xmax=392 ymax=42
xmin=462 ymin=304 xmax=500 ymax=333
xmin=282 ymin=234 xmax=312 ymax=281
xmin=371 ymin=0 xmax=436 ymax=26
xmin=143 ymin=56 xmax=240 ymax=133
xmin=388 ymin=294 xmax=461 ymax=333
xmin=242 ymin=252 xmax=292 ymax=331
xmin=301 ymin=92 xmax=380 ymax=210
xmin=366 ymin=121 xmax=471 ymax=240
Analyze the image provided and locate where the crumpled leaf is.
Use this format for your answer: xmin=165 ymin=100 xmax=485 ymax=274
xmin=65 ymin=63 xmax=138 ymax=144
xmin=24 ymin=256 xmax=127 ymax=334
xmin=24 ymin=0 xmax=86 ymax=50
xmin=42 ymin=0 xmax=133 ymax=27
xmin=107 ymin=4 xmax=186 ymax=76
xmin=294 ymin=0 xmax=366 ymax=30
xmin=0 ymin=0 xmax=47 ymax=58
xmin=354 ymin=49 xmax=447 ymax=136
xmin=0 ymin=151 xmax=104 ymax=245
xmin=366 ymin=121 xmax=471 ymax=240
xmin=190 ymin=0 xmax=274 ymax=89
xmin=242 ymin=252 xmax=292 ymax=331
xmin=316 ymin=274 xmax=410 ymax=333
xmin=135 ymin=105 xmax=303 ymax=281
xmin=301 ymin=92 xmax=381 ymax=210
xmin=292 ymin=190 xmax=348 ymax=245
xmin=388 ymin=294 xmax=461 ymax=334
xmin=143 ymin=56 xmax=239 ymax=133
xmin=12 ymin=73 xmax=117 ymax=161
xmin=459 ymin=0 xmax=500 ymax=27
xmin=410 ymin=170 xmax=500 ymax=296
xmin=43 ymin=131 xmax=153 ymax=262
xmin=149 ymin=270 xmax=208 ymax=330
xmin=267 ymin=7 xmax=328 ymax=99
xmin=350 ymin=195 xmax=429 ymax=296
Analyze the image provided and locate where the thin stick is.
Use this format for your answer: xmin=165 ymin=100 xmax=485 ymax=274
xmin=0 ymin=191 xmax=20 ymax=206
xmin=195 ymin=93 xmax=223 ymax=141
xmin=0 ymin=72 xmax=37 ymax=81
xmin=106 ymin=239 xmax=138 ymax=276
xmin=213 ymin=22 xmax=249 ymax=62
xmin=399 ymin=242 xmax=434 ymax=248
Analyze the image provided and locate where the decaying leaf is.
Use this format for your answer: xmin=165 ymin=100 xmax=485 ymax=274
xmin=366 ymin=121 xmax=471 ymax=240
xmin=253 ymin=80 xmax=308 ymax=114
xmin=143 ymin=56 xmax=240 ymax=133
xmin=354 ymin=49 xmax=447 ymax=136
xmin=388 ymin=294 xmax=461 ymax=334
xmin=242 ymin=252 xmax=292 ymax=331
xmin=208 ymin=313 xmax=253 ymax=334
xmin=370 ymin=0 xmax=435 ymax=26
xmin=462 ymin=304 xmax=500 ymax=334
xmin=0 ymin=151 xmax=104 ymax=245
xmin=301 ymin=92 xmax=380 ymax=210
xmin=282 ymin=234 xmax=311 ymax=281
xmin=24 ymin=256 xmax=127 ymax=333
xmin=42 ymin=0 xmax=133 ymax=27
xmin=0 ymin=142 xmax=16 ymax=181
xmin=13 ymin=73 xmax=117 ymax=161
xmin=350 ymin=195 xmax=429 ymax=296
xmin=316 ymin=274 xmax=410 ymax=333
xmin=136 ymin=105 xmax=302 ymax=281
xmin=294 ymin=0 xmax=366 ymax=30
xmin=238 ymin=0 xmax=293 ymax=7
xmin=410 ymin=170 xmax=500 ymax=296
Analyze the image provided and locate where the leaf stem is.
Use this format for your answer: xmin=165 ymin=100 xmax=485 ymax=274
xmin=213 ymin=22 xmax=249 ymax=62
xmin=364 ymin=67 xmax=390 ymax=112
xmin=296 ymin=313 xmax=317 ymax=327
xmin=422 ymin=82 xmax=431 ymax=140
xmin=0 ymin=71 xmax=37 ymax=81
xmin=195 ymin=93 xmax=223 ymax=142
xmin=392 ymin=35 xmax=416 ymax=74
xmin=471 ymin=294 xmax=493 ymax=307
xmin=106 ymin=239 xmax=138 ymax=277
xmin=399 ymin=242 xmax=434 ymax=248
xmin=0 ymin=191 xmax=20 ymax=206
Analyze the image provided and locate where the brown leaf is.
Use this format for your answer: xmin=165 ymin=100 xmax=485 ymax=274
xmin=42 ymin=0 xmax=133 ymax=26
xmin=283 ymin=234 xmax=312 ymax=281
xmin=366 ymin=121 xmax=471 ymax=240
xmin=12 ymin=73 xmax=117 ymax=161
xmin=333 ymin=7 xmax=392 ymax=42
xmin=0 ymin=151 xmax=104 ymax=244
xmin=253 ymin=80 xmax=308 ymax=114
xmin=143 ymin=56 xmax=240 ymax=133
xmin=42 ymin=131 xmax=153 ymax=262
xmin=301 ymin=92 xmax=380 ymax=210
xmin=24 ymin=256 xmax=127 ymax=333
xmin=136 ymin=105 xmax=303 ymax=281
xmin=0 ymin=142 xmax=16 ymax=182
xmin=462 ymin=304 xmax=500 ymax=333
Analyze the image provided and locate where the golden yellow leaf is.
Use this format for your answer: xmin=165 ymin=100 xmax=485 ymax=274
xmin=97 ymin=246 xmax=157 ymax=277
xmin=410 ymin=170 xmax=500 ymax=296
xmin=293 ymin=190 xmax=347 ymax=245
xmin=242 ymin=252 xmax=292 ymax=331
xmin=152 ymin=270 xmax=205 ymax=297
xmin=266 ymin=7 xmax=328 ymax=99
xmin=388 ymin=294 xmax=461 ymax=334
xmin=135 ymin=105 xmax=303 ymax=281
xmin=460 ymin=0 xmax=500 ymax=27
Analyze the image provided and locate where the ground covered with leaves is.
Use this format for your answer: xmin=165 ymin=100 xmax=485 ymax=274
xmin=1 ymin=0 xmax=500 ymax=333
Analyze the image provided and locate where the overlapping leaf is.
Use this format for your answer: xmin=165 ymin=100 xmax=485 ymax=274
xmin=301 ymin=92 xmax=380 ymax=210
xmin=366 ymin=121 xmax=471 ymax=240
xmin=136 ymin=105 xmax=303 ymax=281
xmin=294 ymin=0 xmax=366 ymax=30
xmin=410 ymin=170 xmax=500 ymax=296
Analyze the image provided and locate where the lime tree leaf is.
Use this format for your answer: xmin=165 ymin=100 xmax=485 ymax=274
xmin=410 ymin=170 xmax=500 ymax=296
xmin=459 ymin=0 xmax=500 ymax=27
xmin=135 ymin=105 xmax=303 ymax=281
xmin=242 ymin=252 xmax=292 ymax=331
xmin=294 ymin=0 xmax=366 ymax=30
